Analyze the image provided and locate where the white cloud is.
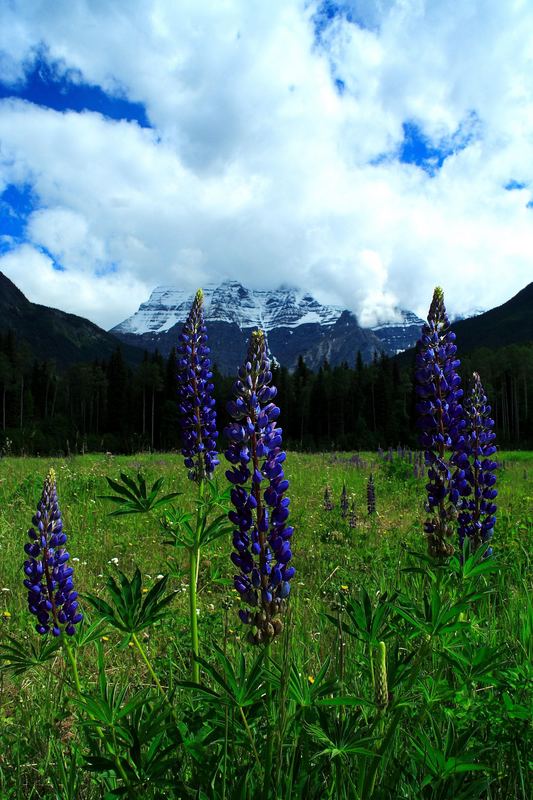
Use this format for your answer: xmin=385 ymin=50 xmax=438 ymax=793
xmin=0 ymin=0 xmax=532 ymax=330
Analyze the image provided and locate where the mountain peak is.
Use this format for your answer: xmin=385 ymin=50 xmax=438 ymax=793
xmin=113 ymin=282 xmax=346 ymax=336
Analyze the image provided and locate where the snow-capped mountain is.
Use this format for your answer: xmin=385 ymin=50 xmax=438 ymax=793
xmin=111 ymin=281 xmax=422 ymax=372
xmin=115 ymin=282 xmax=345 ymax=335
xmin=371 ymin=309 xmax=425 ymax=354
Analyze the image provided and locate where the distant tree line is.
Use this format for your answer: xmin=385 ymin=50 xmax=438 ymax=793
xmin=0 ymin=329 xmax=532 ymax=455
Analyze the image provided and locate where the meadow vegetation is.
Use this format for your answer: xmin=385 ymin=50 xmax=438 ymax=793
xmin=0 ymin=449 xmax=531 ymax=799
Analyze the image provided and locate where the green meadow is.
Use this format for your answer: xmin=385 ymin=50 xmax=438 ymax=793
xmin=0 ymin=451 xmax=531 ymax=799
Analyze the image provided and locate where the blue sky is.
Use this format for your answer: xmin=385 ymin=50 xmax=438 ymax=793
xmin=1 ymin=0 xmax=532 ymax=329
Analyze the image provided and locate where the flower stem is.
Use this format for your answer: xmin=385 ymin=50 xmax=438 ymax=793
xmin=131 ymin=632 xmax=168 ymax=701
xmin=190 ymin=479 xmax=205 ymax=683
xmin=262 ymin=643 xmax=274 ymax=800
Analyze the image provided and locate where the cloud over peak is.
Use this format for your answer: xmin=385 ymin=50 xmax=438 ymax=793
xmin=1 ymin=0 xmax=532 ymax=329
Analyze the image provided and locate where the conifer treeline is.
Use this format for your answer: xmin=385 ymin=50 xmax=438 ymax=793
xmin=0 ymin=329 xmax=532 ymax=454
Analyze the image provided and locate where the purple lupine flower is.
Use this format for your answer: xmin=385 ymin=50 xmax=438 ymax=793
xmin=453 ymin=372 xmax=498 ymax=554
xmin=177 ymin=289 xmax=219 ymax=482
xmin=415 ymin=287 xmax=464 ymax=557
xmin=23 ymin=469 xmax=82 ymax=636
xmin=323 ymin=485 xmax=334 ymax=512
xmin=367 ymin=473 xmax=376 ymax=515
xmin=225 ymin=330 xmax=294 ymax=644
xmin=348 ymin=496 xmax=357 ymax=529
xmin=340 ymin=482 xmax=349 ymax=518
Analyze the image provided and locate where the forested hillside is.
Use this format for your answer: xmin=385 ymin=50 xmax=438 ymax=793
xmin=1 ymin=329 xmax=531 ymax=454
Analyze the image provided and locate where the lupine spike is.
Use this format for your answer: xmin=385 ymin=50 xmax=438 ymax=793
xmin=348 ymin=496 xmax=357 ymax=529
xmin=323 ymin=485 xmax=334 ymax=511
xmin=374 ymin=641 xmax=389 ymax=709
xmin=23 ymin=469 xmax=82 ymax=636
xmin=415 ymin=287 xmax=464 ymax=557
xmin=367 ymin=473 xmax=376 ymax=515
xmin=453 ymin=372 xmax=498 ymax=554
xmin=340 ymin=482 xmax=349 ymax=518
xmin=225 ymin=329 xmax=294 ymax=644
xmin=177 ymin=289 xmax=219 ymax=482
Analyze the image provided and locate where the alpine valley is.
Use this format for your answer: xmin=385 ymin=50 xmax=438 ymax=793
xmin=111 ymin=281 xmax=424 ymax=373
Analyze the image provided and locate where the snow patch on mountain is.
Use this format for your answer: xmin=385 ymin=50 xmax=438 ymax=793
xmin=371 ymin=309 xmax=424 ymax=331
xmin=113 ymin=280 xmax=346 ymax=335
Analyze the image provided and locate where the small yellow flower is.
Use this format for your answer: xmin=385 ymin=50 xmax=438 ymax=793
xmin=142 ymin=588 xmax=149 ymax=593
xmin=341 ymin=585 xmax=349 ymax=591
xmin=128 ymin=641 xmax=134 ymax=648
xmin=101 ymin=636 xmax=110 ymax=642
xmin=308 ymin=675 xmax=315 ymax=684
xmin=2 ymin=610 xmax=11 ymax=618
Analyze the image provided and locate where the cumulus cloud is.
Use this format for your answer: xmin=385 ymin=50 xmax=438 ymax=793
xmin=0 ymin=0 xmax=532 ymax=330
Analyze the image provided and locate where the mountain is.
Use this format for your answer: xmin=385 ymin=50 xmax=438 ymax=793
xmin=0 ymin=271 xmax=143 ymax=366
xmin=395 ymin=282 xmax=533 ymax=368
xmin=111 ymin=281 xmax=407 ymax=372
xmin=452 ymin=282 xmax=533 ymax=352
xmin=371 ymin=309 xmax=425 ymax=353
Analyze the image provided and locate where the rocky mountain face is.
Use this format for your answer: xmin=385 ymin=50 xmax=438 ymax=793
xmin=371 ymin=309 xmax=425 ymax=354
xmin=111 ymin=281 xmax=424 ymax=372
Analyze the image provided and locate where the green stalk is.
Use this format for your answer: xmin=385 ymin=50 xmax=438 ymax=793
xmin=189 ymin=479 xmax=205 ymax=683
xmin=361 ymin=639 xmax=430 ymax=798
xmin=131 ymin=632 xmax=168 ymax=702
xmin=262 ymin=643 xmax=274 ymax=800
xmin=63 ymin=638 xmax=81 ymax=695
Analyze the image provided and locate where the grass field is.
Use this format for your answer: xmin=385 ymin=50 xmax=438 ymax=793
xmin=0 ymin=450 xmax=531 ymax=798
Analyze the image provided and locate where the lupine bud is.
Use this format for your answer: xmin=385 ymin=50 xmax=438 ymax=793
xmin=453 ymin=372 xmax=498 ymax=554
xmin=374 ymin=641 xmax=389 ymax=709
xmin=340 ymin=482 xmax=349 ymax=518
xmin=415 ymin=288 xmax=463 ymax=557
xmin=23 ymin=469 xmax=82 ymax=636
xmin=225 ymin=330 xmax=294 ymax=644
xmin=177 ymin=289 xmax=219 ymax=482
xmin=367 ymin=473 xmax=376 ymax=515
xmin=323 ymin=485 xmax=333 ymax=512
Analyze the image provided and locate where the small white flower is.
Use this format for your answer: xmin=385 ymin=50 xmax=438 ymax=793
xmin=72 ymin=557 xmax=80 ymax=562
xmin=196 ymin=608 xmax=200 ymax=616
xmin=155 ymin=574 xmax=164 ymax=580
xmin=108 ymin=557 xmax=119 ymax=565
xmin=1 ymin=588 xmax=10 ymax=593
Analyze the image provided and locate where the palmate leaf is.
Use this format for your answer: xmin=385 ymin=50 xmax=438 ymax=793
xmin=84 ymin=569 xmax=175 ymax=634
xmin=177 ymin=642 xmax=266 ymax=710
xmin=100 ymin=472 xmax=180 ymax=516
xmin=0 ymin=633 xmax=62 ymax=676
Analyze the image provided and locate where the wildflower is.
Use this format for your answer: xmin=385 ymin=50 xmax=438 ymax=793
xmin=415 ymin=288 xmax=464 ymax=557
xmin=367 ymin=473 xmax=376 ymax=515
xmin=2 ymin=610 xmax=11 ymax=618
xmin=308 ymin=675 xmax=315 ymax=684
xmin=340 ymin=482 xmax=348 ymax=518
xmin=453 ymin=373 xmax=498 ymax=554
xmin=348 ymin=497 xmax=357 ymax=528
xmin=323 ymin=485 xmax=333 ymax=511
xmin=177 ymin=289 xmax=219 ymax=482
xmin=225 ymin=330 xmax=294 ymax=644
xmin=23 ymin=469 xmax=82 ymax=636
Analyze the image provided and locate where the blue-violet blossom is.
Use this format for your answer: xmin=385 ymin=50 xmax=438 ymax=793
xmin=415 ymin=287 xmax=465 ymax=557
xmin=23 ymin=468 xmax=82 ymax=636
xmin=177 ymin=289 xmax=219 ymax=482
xmin=453 ymin=372 xmax=497 ymax=554
xmin=225 ymin=330 xmax=294 ymax=644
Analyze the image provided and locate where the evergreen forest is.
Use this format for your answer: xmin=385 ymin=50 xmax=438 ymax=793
xmin=1 ymin=329 xmax=531 ymax=455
